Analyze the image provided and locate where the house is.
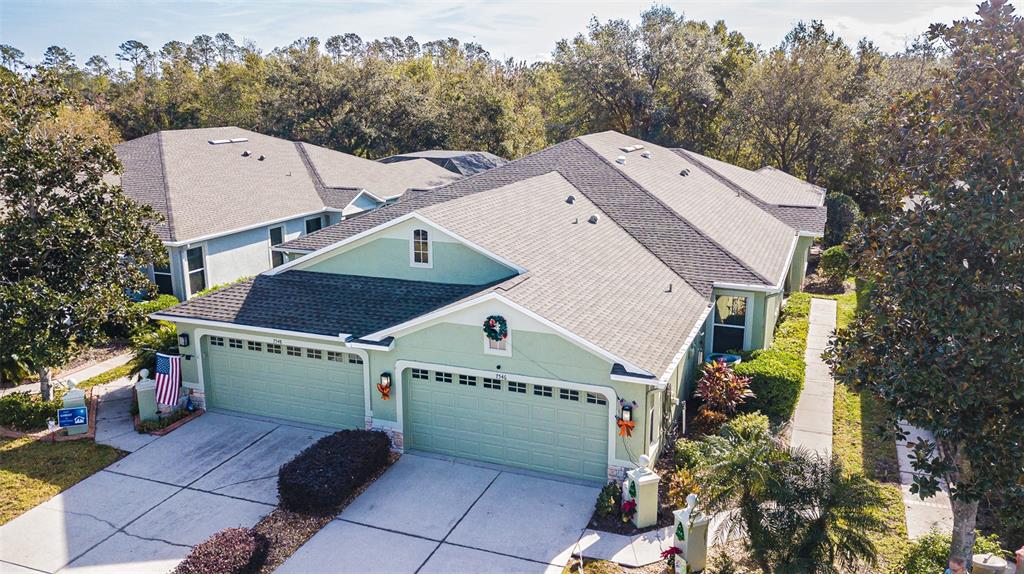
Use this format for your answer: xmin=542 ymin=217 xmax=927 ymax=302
xmin=379 ymin=150 xmax=508 ymax=176
xmin=152 ymin=131 xmax=826 ymax=483
xmin=114 ymin=127 xmax=462 ymax=300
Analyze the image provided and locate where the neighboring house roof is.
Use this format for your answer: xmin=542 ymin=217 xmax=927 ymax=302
xmin=113 ymin=127 xmax=463 ymax=243
xmin=157 ymin=270 xmax=489 ymax=338
xmin=379 ymin=150 xmax=509 ymax=176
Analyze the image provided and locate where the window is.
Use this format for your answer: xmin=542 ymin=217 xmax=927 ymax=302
xmin=712 ymin=295 xmax=748 ymax=353
xmin=152 ymin=258 xmax=173 ymax=295
xmin=185 ymin=245 xmax=207 ymax=295
xmin=247 ymin=341 xmax=262 ymax=352
xmin=508 ymin=381 xmax=527 ymax=394
xmin=487 ymin=337 xmax=508 ymax=352
xmin=435 ymin=371 xmax=452 ymax=384
xmin=458 ymin=374 xmax=477 ymax=386
xmin=327 ymin=351 xmax=343 ymax=362
xmin=533 ymin=385 xmax=553 ymax=397
xmin=267 ymin=343 xmax=282 ymax=354
xmin=209 ymin=336 xmax=224 ymax=347
xmin=586 ymin=392 xmax=607 ymax=406
xmin=286 ymin=346 xmax=301 ymax=357
xmin=411 ymin=368 xmax=429 ymax=380
xmin=348 ymin=354 xmax=363 ymax=365
xmin=559 ymin=388 xmax=580 ymax=401
xmin=483 ymin=377 xmax=501 ymax=390
xmin=411 ymin=229 xmax=431 ymax=267
xmin=304 ymin=216 xmax=323 ymax=234
xmin=228 ymin=338 xmax=242 ymax=349
xmin=269 ymin=226 xmax=285 ymax=267
xmin=307 ymin=349 xmax=322 ymax=360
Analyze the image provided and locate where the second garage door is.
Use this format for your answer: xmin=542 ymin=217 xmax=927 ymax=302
xmin=404 ymin=367 xmax=609 ymax=482
xmin=204 ymin=336 xmax=365 ymax=429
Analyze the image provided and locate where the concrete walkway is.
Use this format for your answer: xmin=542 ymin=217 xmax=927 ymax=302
xmin=1 ymin=352 xmax=135 ymax=397
xmin=896 ymin=422 xmax=954 ymax=538
xmin=789 ymin=298 xmax=836 ymax=456
xmin=92 ymin=375 xmax=158 ymax=453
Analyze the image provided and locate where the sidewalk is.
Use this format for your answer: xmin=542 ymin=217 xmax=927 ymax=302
xmin=1 ymin=352 xmax=135 ymax=397
xmin=896 ymin=422 xmax=954 ymax=538
xmin=789 ymin=298 xmax=836 ymax=456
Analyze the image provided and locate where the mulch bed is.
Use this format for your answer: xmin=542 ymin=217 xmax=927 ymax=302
xmin=133 ymin=409 xmax=205 ymax=436
xmin=587 ymin=443 xmax=679 ymax=536
xmin=0 ymin=389 xmax=98 ymax=443
xmin=253 ymin=451 xmax=400 ymax=573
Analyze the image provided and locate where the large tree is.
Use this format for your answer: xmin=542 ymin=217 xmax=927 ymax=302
xmin=826 ymin=0 xmax=1024 ymax=561
xmin=0 ymin=70 xmax=164 ymax=398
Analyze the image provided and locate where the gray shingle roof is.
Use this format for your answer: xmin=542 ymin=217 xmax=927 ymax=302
xmin=380 ymin=150 xmax=509 ymax=176
xmin=156 ymin=271 xmax=489 ymax=338
xmin=114 ymin=127 xmax=462 ymax=242
xmin=280 ymin=138 xmax=766 ymax=296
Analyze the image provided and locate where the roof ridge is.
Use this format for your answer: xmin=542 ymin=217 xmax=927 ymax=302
xmin=293 ymin=141 xmax=332 ymax=208
xmin=155 ymin=131 xmax=177 ymax=242
xmin=575 ymin=138 xmax=773 ymax=287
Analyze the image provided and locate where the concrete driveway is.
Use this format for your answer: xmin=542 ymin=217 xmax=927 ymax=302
xmin=278 ymin=454 xmax=600 ymax=574
xmin=0 ymin=412 xmax=327 ymax=574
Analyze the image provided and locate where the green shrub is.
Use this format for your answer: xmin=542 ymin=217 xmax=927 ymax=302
xmin=134 ymin=294 xmax=180 ymax=317
xmin=0 ymin=392 xmax=62 ymax=431
xmin=131 ymin=322 xmax=179 ymax=372
xmin=824 ymin=192 xmax=861 ymax=247
xmin=721 ymin=412 xmax=771 ymax=440
xmin=820 ymin=245 xmax=851 ymax=285
xmin=594 ymin=482 xmax=621 ymax=520
xmin=673 ymin=438 xmax=708 ymax=471
xmin=889 ymin=530 xmax=1006 ymax=574
xmin=193 ymin=276 xmax=251 ymax=298
xmin=735 ymin=349 xmax=804 ymax=423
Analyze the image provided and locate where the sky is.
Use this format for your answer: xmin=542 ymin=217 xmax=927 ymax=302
xmin=1 ymin=0 xmax=980 ymax=67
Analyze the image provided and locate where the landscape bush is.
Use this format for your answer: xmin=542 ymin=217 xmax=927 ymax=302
xmin=673 ymin=438 xmax=708 ymax=471
xmin=0 ymin=392 xmax=62 ymax=431
xmin=689 ymin=408 xmax=728 ymax=437
xmin=133 ymin=294 xmax=181 ymax=318
xmin=819 ymin=245 xmax=851 ymax=285
xmin=666 ymin=468 xmax=700 ymax=508
xmin=721 ymin=412 xmax=771 ymax=440
xmin=278 ymin=429 xmax=390 ymax=514
xmin=694 ymin=360 xmax=754 ymax=416
xmin=594 ymin=482 xmax=621 ymax=520
xmin=174 ymin=527 xmax=268 ymax=574
xmin=823 ymin=192 xmax=861 ymax=247
xmin=889 ymin=530 xmax=1005 ymax=574
xmin=131 ymin=322 xmax=179 ymax=372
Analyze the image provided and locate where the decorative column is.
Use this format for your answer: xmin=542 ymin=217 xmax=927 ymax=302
xmin=673 ymin=494 xmax=711 ymax=573
xmin=135 ymin=372 xmax=159 ymax=423
xmin=623 ymin=454 xmax=660 ymax=529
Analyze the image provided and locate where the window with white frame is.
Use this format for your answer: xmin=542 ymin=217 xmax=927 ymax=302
xmin=348 ymin=354 xmax=363 ymax=365
xmin=185 ymin=245 xmax=207 ymax=295
xmin=228 ymin=338 xmax=242 ymax=349
xmin=508 ymin=381 xmax=527 ymax=394
xmin=304 ymin=216 xmax=323 ymax=234
xmin=411 ymin=229 xmax=431 ymax=267
xmin=247 ymin=341 xmax=262 ymax=352
xmin=483 ymin=377 xmax=501 ymax=390
xmin=327 ymin=351 xmax=343 ymax=362
xmin=209 ymin=336 xmax=224 ymax=347
xmin=307 ymin=349 xmax=322 ymax=360
xmin=269 ymin=226 xmax=286 ymax=267
xmin=533 ymin=385 xmax=553 ymax=397
xmin=712 ymin=295 xmax=748 ymax=353
xmin=484 ymin=329 xmax=510 ymax=356
xmin=435 ymin=371 xmax=452 ymax=384
xmin=559 ymin=388 xmax=580 ymax=401
xmin=286 ymin=346 xmax=301 ymax=357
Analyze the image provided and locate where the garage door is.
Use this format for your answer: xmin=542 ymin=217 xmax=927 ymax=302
xmin=404 ymin=367 xmax=609 ymax=482
xmin=204 ymin=335 xmax=365 ymax=429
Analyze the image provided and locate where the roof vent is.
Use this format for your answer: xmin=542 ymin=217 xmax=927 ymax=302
xmin=615 ymin=156 xmax=626 ymax=165
xmin=241 ymin=150 xmax=251 ymax=157
xmin=209 ymin=138 xmax=249 ymax=145
xmin=229 ymin=138 xmax=248 ymax=143
xmin=641 ymin=151 xmax=652 ymax=159
xmin=258 ymin=155 xmax=266 ymax=161
xmin=588 ymin=214 xmax=599 ymax=224
xmin=209 ymin=139 xmax=231 ymax=145
xmin=619 ymin=144 xmax=645 ymax=153
xmin=680 ymin=168 xmax=690 ymax=177
xmin=566 ymin=194 xmax=576 ymax=204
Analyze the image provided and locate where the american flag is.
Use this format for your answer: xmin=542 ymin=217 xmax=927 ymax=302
xmin=155 ymin=353 xmax=181 ymax=407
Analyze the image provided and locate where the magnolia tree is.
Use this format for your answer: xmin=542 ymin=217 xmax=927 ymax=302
xmin=0 ymin=70 xmax=164 ymax=398
xmin=826 ymin=0 xmax=1024 ymax=561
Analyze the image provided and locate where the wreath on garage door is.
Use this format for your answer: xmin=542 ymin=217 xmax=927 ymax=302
xmin=482 ymin=315 xmax=508 ymax=342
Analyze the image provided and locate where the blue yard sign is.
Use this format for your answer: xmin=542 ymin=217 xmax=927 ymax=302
xmin=57 ymin=407 xmax=88 ymax=427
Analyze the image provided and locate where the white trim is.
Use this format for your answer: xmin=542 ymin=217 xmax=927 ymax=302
xmin=393 ymin=359 xmax=631 ymax=470
xmin=347 ymin=339 xmax=395 ymax=351
xmin=361 ymin=291 xmax=654 ymax=378
xmin=189 ymin=328 xmax=371 ymax=424
xmin=713 ymin=234 xmax=800 ymax=294
xmin=150 ymin=315 xmax=351 ymax=343
xmin=265 ymin=212 xmax=527 ymax=277
xmin=162 ymin=208 xmax=336 ymax=247
xmin=409 ymin=227 xmax=433 ymax=268
xmin=483 ymin=329 xmax=512 ymax=357
xmin=341 ymin=190 xmax=386 ymax=218
xmin=183 ymin=243 xmax=209 ymax=299
xmin=797 ymin=230 xmax=821 ymax=237
xmin=611 ymin=373 xmax=665 ymax=388
xmin=303 ymin=215 xmax=325 ymax=235
xmin=267 ymin=225 xmax=286 ymax=268
xmin=708 ymin=292 xmax=754 ymax=353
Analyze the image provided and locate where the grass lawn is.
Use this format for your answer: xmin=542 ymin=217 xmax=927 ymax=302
xmin=76 ymin=356 xmax=144 ymax=390
xmin=0 ymin=437 xmax=124 ymax=526
xmin=826 ymin=282 xmax=908 ymax=572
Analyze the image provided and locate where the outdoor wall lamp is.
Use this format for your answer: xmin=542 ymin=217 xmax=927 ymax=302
xmin=621 ymin=402 xmax=633 ymax=422
xmin=178 ymin=333 xmax=190 ymax=348
xmin=377 ymin=372 xmax=392 ymax=401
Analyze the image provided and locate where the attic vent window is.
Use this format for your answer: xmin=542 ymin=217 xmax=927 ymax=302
xmin=619 ymin=144 xmax=645 ymax=153
xmin=680 ymin=168 xmax=690 ymax=177
xmin=588 ymin=214 xmax=599 ymax=224
xmin=615 ymin=156 xmax=626 ymax=165
xmin=566 ymin=194 xmax=576 ymax=204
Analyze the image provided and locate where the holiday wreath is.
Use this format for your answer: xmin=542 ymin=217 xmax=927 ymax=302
xmin=482 ymin=315 xmax=508 ymax=341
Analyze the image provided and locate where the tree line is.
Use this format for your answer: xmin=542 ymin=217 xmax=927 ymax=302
xmin=0 ymin=6 xmax=941 ymax=214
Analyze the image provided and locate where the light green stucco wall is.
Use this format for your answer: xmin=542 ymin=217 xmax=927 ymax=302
xmin=788 ymin=236 xmax=815 ymax=292
xmin=302 ymin=237 xmax=516 ymax=285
